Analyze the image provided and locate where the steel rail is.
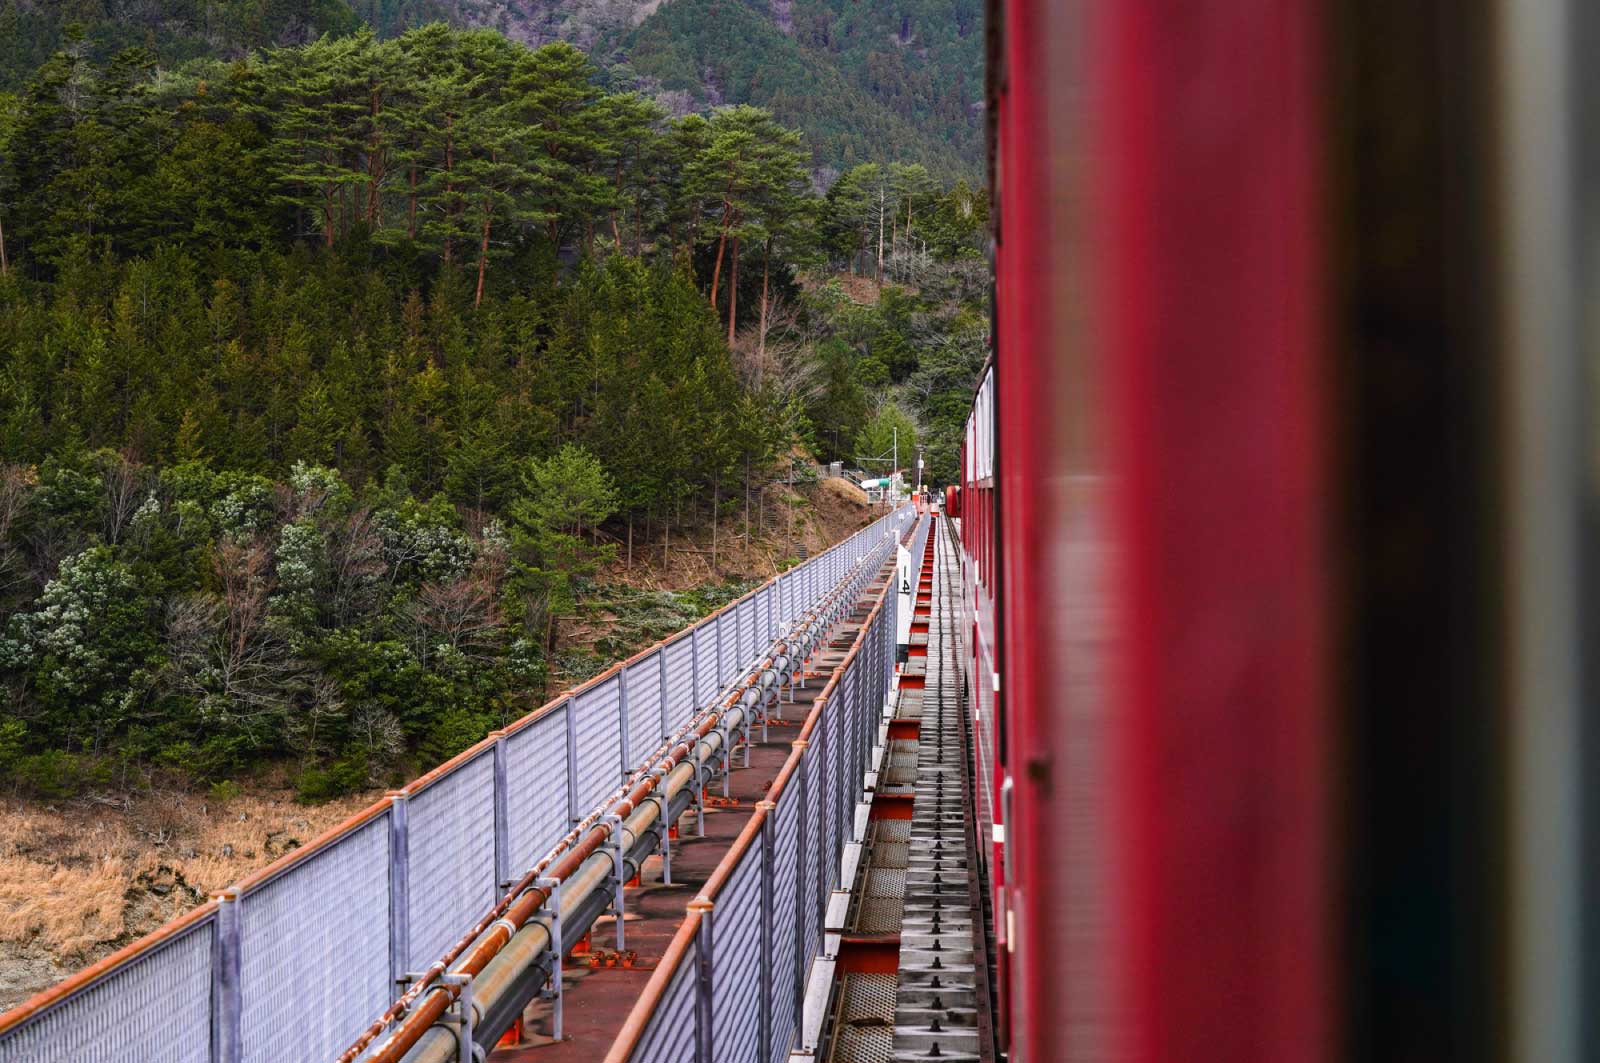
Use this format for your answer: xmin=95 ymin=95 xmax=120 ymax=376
xmin=338 ymin=527 xmax=905 ymax=1063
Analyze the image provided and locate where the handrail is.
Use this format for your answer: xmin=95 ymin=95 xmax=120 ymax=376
xmin=601 ymin=518 xmax=910 ymax=1063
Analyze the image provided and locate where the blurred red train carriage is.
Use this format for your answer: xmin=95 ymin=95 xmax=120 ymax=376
xmin=965 ymin=0 xmax=1600 ymax=1062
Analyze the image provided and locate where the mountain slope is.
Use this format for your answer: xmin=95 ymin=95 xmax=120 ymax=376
xmin=0 ymin=0 xmax=982 ymax=178
xmin=612 ymin=0 xmax=976 ymax=180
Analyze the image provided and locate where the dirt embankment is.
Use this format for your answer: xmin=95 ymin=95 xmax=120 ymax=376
xmin=600 ymin=476 xmax=877 ymax=589
xmin=0 ymin=788 xmax=372 ymax=1010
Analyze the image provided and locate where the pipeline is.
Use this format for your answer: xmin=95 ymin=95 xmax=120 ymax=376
xmin=337 ymin=527 xmax=904 ymax=1063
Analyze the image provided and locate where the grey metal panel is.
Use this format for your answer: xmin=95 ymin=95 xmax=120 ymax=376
xmin=769 ymin=788 xmax=801 ymax=1063
xmin=626 ymin=653 xmax=665 ymax=772
xmin=574 ymin=675 xmax=624 ymax=813
xmin=407 ymin=751 xmax=496 ymax=966
xmin=626 ymin=941 xmax=699 ymax=1063
xmin=504 ymin=705 xmax=571 ymax=876
xmin=826 ymin=688 xmax=845 ymax=875
xmin=845 ymin=667 xmax=860 ymax=842
xmin=694 ymin=622 xmax=719 ymax=706
xmin=839 ymin=664 xmax=860 ymax=812
xmin=738 ymin=597 xmax=757 ymax=665
xmin=803 ymin=745 xmax=824 ymax=962
xmin=718 ymin=611 xmax=739 ymax=686
xmin=0 ymin=917 xmax=213 ymax=1063
xmin=663 ymin=634 xmax=697 ymax=731
xmin=711 ymin=849 xmax=762 ymax=1063
xmin=240 ymin=815 xmax=390 ymax=1063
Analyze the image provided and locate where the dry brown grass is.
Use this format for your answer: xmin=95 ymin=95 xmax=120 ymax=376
xmin=0 ymin=787 xmax=375 ymax=1008
xmin=817 ymin=476 xmax=870 ymax=508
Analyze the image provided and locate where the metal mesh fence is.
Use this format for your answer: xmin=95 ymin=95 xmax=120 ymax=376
xmin=628 ymin=940 xmax=700 ymax=1061
xmin=0 ymin=913 xmax=214 ymax=1063
xmin=573 ymin=675 xmax=624 ymax=812
xmin=625 ymin=653 xmax=666 ymax=772
xmin=694 ymin=622 xmax=719 ymax=706
xmin=407 ymin=751 xmax=496 ymax=968
xmin=663 ymin=633 xmax=697 ymax=731
xmin=710 ymin=852 xmax=763 ymax=1063
xmin=504 ymin=705 xmax=572 ymax=878
xmin=240 ymin=816 xmax=390 ymax=1063
xmin=769 ymin=786 xmax=802 ymax=1063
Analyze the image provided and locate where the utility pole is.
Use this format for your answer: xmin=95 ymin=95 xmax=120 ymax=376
xmin=892 ymin=426 xmax=898 ymax=510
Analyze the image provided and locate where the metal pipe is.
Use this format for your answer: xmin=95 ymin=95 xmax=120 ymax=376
xmin=387 ymin=709 xmax=746 ymax=1063
xmin=338 ymin=521 xmax=904 ymax=1063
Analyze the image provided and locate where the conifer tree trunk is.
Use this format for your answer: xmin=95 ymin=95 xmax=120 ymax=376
xmin=758 ymin=236 xmax=771 ymax=364
xmin=876 ymin=185 xmax=885 ymax=283
xmin=627 ymin=514 xmax=633 ymax=569
xmin=712 ymin=474 xmax=719 ymax=570
xmin=475 ymin=206 xmax=492 ymax=309
xmin=727 ymin=237 xmax=739 ymax=346
xmin=0 ymin=213 xmax=8 ymax=277
xmin=709 ymin=203 xmax=733 ymax=309
xmin=744 ymin=453 xmax=751 ymax=549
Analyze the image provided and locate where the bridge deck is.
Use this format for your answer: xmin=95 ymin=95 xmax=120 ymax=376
xmin=493 ymin=571 xmax=894 ymax=1061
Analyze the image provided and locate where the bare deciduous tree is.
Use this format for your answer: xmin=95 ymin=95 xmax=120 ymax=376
xmin=101 ymin=454 xmax=144 ymax=546
xmin=403 ymin=571 xmax=504 ymax=666
xmin=323 ymin=508 xmax=385 ymax=626
xmin=731 ymin=295 xmax=824 ymax=404
xmin=165 ymin=541 xmax=307 ymax=738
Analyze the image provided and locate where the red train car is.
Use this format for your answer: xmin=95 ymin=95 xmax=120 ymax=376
xmin=943 ymin=483 xmax=960 ymax=519
xmin=968 ymin=1 xmax=1594 ymax=1062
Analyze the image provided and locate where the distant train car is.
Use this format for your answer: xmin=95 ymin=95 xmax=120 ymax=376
xmin=943 ymin=483 xmax=960 ymax=518
xmin=972 ymin=1 xmax=1592 ymax=1062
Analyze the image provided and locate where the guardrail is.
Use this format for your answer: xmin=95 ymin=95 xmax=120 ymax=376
xmin=0 ymin=506 xmax=916 ymax=1063
xmin=601 ymin=517 xmax=916 ymax=1063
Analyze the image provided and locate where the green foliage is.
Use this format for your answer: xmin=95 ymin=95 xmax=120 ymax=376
xmin=615 ymin=0 xmax=978 ymax=180
xmin=854 ymin=403 xmax=917 ymax=471
xmin=0 ymin=25 xmax=989 ymax=796
xmin=294 ymin=752 xmax=371 ymax=803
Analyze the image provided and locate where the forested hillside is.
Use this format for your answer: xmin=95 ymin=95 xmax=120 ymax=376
xmin=0 ymin=0 xmax=982 ymax=179
xmin=0 ymin=26 xmax=987 ymax=800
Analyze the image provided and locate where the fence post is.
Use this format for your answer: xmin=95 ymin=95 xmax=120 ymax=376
xmin=793 ymin=741 xmax=810 ymax=1036
xmin=691 ymin=630 xmax=701 ymax=713
xmin=565 ymin=699 xmax=580 ymax=826
xmin=491 ymin=732 xmax=509 ymax=889
xmin=715 ymin=614 xmax=725 ymax=689
xmin=757 ymin=802 xmax=776 ymax=1058
xmin=690 ymin=898 xmax=716 ymax=1063
xmin=618 ymin=669 xmax=632 ymax=783
xmin=386 ymin=791 xmax=410 ymax=985
xmin=659 ymin=648 xmax=671 ymax=743
xmin=211 ymin=888 xmax=242 ymax=1063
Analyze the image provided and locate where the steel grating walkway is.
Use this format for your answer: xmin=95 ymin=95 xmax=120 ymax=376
xmin=819 ymin=517 xmax=994 ymax=1063
xmin=889 ymin=519 xmax=986 ymax=1061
